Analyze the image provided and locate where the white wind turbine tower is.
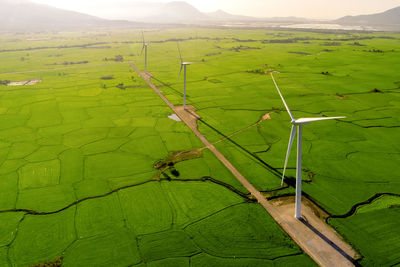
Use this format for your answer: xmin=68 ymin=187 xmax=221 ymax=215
xmin=141 ymin=31 xmax=149 ymax=73
xmin=271 ymin=73 xmax=345 ymax=220
xmin=177 ymin=43 xmax=193 ymax=110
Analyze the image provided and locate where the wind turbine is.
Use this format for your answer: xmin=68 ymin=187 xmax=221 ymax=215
xmin=177 ymin=43 xmax=192 ymax=110
xmin=141 ymin=31 xmax=148 ymax=73
xmin=271 ymin=73 xmax=345 ymax=220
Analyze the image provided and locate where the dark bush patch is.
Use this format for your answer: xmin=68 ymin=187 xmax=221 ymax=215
xmin=288 ymin=51 xmax=311 ymax=56
xmin=370 ymin=88 xmax=383 ymax=93
xmin=31 ymin=256 xmax=63 ymax=267
xmin=103 ymin=55 xmax=124 ymax=62
xmin=364 ymin=49 xmax=384 ymax=53
xmin=349 ymin=42 xmax=365 ymax=46
xmin=116 ymin=83 xmax=126 ymax=90
xmin=246 ymin=69 xmax=266 ymax=75
xmin=100 ymin=75 xmax=114 ymax=80
xmin=208 ymin=79 xmax=222 ymax=84
xmin=321 ymin=42 xmax=341 ymax=46
xmin=205 ymin=52 xmax=222 ymax=57
xmin=0 ymin=80 xmax=10 ymax=85
xmin=171 ymin=169 xmax=180 ymax=177
xmin=48 ymin=61 xmax=88 ymax=66
xmin=229 ymin=45 xmax=261 ymax=52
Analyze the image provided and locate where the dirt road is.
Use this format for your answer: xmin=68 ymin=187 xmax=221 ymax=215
xmin=129 ymin=62 xmax=357 ymax=267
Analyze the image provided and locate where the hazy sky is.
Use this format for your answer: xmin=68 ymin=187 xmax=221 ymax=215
xmin=30 ymin=0 xmax=400 ymax=19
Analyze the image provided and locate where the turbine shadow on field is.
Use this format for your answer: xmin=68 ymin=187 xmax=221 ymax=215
xmin=151 ymin=76 xmax=183 ymax=97
xmin=300 ymin=218 xmax=360 ymax=266
xmin=197 ymin=118 xmax=283 ymax=179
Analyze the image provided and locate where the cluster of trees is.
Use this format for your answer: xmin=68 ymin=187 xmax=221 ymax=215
xmin=0 ymin=80 xmax=10 ymax=85
xmin=100 ymin=82 xmax=126 ymax=90
xmin=103 ymin=55 xmax=124 ymax=62
xmin=0 ymin=42 xmax=109 ymax=53
xmin=50 ymin=61 xmax=88 ymax=65
xmin=246 ymin=69 xmax=266 ymax=75
xmin=364 ymin=49 xmax=384 ymax=53
xmin=321 ymin=42 xmax=341 ymax=46
xmin=229 ymin=45 xmax=261 ymax=52
xmin=116 ymin=83 xmax=126 ymax=90
xmin=205 ymin=52 xmax=222 ymax=57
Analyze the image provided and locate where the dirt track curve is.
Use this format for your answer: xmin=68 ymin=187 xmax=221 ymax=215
xmin=129 ymin=62 xmax=358 ymax=267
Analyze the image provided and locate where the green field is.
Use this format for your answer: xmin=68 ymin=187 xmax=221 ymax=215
xmin=0 ymin=27 xmax=399 ymax=266
xmin=0 ymin=30 xmax=317 ymax=266
xmin=140 ymin=28 xmax=400 ymax=266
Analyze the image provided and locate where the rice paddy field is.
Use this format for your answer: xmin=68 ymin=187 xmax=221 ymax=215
xmin=0 ymin=27 xmax=399 ymax=266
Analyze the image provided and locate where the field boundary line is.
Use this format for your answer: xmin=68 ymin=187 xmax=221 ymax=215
xmin=0 ymin=62 xmax=125 ymax=75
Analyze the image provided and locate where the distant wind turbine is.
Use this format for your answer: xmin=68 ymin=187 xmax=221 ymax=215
xmin=177 ymin=43 xmax=193 ymax=110
xmin=141 ymin=31 xmax=149 ymax=73
xmin=271 ymin=73 xmax=345 ymax=220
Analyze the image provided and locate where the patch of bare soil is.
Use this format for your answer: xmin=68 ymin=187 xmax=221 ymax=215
xmin=270 ymin=195 xmax=330 ymax=221
xmin=265 ymin=70 xmax=281 ymax=74
xmin=175 ymin=105 xmax=201 ymax=131
xmin=30 ymin=256 xmax=62 ymax=267
xmin=154 ymin=149 xmax=203 ymax=179
xmin=270 ymin=195 xmax=361 ymax=262
xmin=8 ymin=79 xmax=41 ymax=86
xmin=258 ymin=112 xmax=272 ymax=123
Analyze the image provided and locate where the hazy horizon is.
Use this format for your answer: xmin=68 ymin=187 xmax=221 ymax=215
xmin=28 ymin=0 xmax=400 ymax=20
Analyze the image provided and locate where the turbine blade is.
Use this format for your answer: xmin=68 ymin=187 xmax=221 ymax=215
xmin=142 ymin=30 xmax=145 ymax=45
xmin=295 ymin=116 xmax=346 ymax=124
xmin=177 ymin=42 xmax=183 ymax=64
xmin=177 ymin=64 xmax=183 ymax=81
xmin=270 ymin=73 xmax=295 ymax=121
xmin=282 ymin=125 xmax=296 ymax=186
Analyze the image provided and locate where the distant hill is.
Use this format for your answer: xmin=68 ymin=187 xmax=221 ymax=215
xmin=0 ymin=0 xmax=312 ymax=31
xmin=336 ymin=6 xmax=400 ymax=28
xmin=0 ymin=0 xmax=140 ymax=31
xmin=137 ymin=1 xmax=209 ymax=23
xmin=206 ymin=9 xmax=257 ymax=21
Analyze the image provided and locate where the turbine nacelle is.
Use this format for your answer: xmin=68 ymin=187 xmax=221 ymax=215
xmin=177 ymin=43 xmax=193 ymax=81
xmin=141 ymin=31 xmax=148 ymax=56
xmin=292 ymin=116 xmax=346 ymax=125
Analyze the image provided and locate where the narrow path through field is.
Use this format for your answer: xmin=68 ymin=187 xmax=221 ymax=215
xmin=129 ymin=62 xmax=357 ymax=267
xmin=211 ymin=112 xmax=271 ymax=146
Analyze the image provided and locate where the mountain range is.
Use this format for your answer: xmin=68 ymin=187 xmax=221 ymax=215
xmin=336 ymin=6 xmax=400 ymax=28
xmin=88 ymin=1 xmax=308 ymax=24
xmin=0 ymin=0 xmax=399 ymax=32
xmin=0 ymin=0 xmax=141 ymax=31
